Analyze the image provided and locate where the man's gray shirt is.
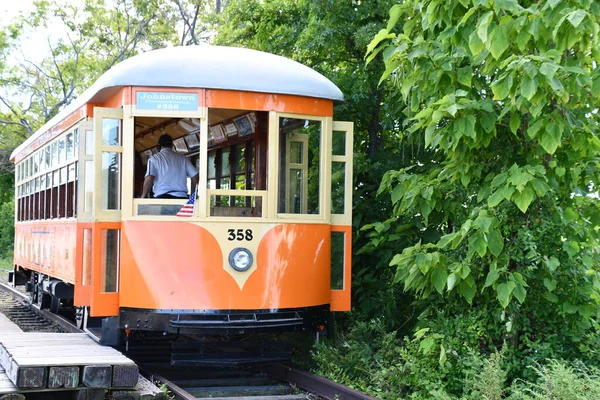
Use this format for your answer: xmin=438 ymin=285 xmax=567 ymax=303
xmin=146 ymin=148 xmax=198 ymax=197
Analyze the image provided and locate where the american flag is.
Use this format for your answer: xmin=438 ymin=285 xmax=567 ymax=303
xmin=176 ymin=192 xmax=195 ymax=217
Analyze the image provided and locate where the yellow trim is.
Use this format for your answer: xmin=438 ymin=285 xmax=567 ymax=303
xmin=78 ymin=120 xmax=94 ymax=222
xmin=322 ymin=117 xmax=333 ymax=222
xmin=93 ymin=107 xmax=123 ymax=222
xmin=284 ymin=133 xmax=308 ymax=213
xmin=197 ymin=108 xmax=209 ymax=218
xmin=331 ymin=121 xmax=354 ymax=226
xmin=121 ymin=105 xmax=134 ymax=219
xmin=206 ymin=189 xmax=267 ymax=217
xmin=273 ymin=112 xmax=328 ymax=220
xmin=267 ymin=112 xmax=279 ymax=220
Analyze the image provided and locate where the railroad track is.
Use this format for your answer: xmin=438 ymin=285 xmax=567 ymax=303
xmin=0 ymin=282 xmax=78 ymax=333
xmin=0 ymin=282 xmax=378 ymax=400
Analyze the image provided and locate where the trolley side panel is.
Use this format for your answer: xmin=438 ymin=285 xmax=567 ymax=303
xmin=14 ymin=221 xmax=78 ymax=283
xmin=118 ymin=221 xmax=331 ymax=310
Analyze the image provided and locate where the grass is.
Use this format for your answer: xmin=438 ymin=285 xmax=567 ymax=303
xmin=0 ymin=257 xmax=12 ymax=272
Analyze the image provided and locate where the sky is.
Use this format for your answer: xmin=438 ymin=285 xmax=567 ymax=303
xmin=0 ymin=1 xmax=35 ymax=25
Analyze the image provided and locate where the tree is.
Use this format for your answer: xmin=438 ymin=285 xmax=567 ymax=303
xmin=0 ymin=0 xmax=180 ymax=138
xmin=214 ymin=0 xmax=419 ymax=321
xmin=366 ymin=0 xmax=600 ymax=381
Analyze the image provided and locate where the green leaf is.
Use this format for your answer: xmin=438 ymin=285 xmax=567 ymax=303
xmin=414 ymin=327 xmax=430 ymax=340
xmin=469 ymin=232 xmax=488 ymax=257
xmin=544 ymin=256 xmax=560 ymax=272
xmin=544 ymin=278 xmax=557 ymax=292
xmin=438 ymin=232 xmax=457 ymax=249
xmin=592 ymin=77 xmax=600 ymax=99
xmin=563 ymin=240 xmax=580 ymax=258
xmin=391 ymin=184 xmax=404 ymax=204
xmin=480 ymin=112 xmax=496 ymax=133
xmin=419 ymin=336 xmax=435 ymax=354
xmin=457 ymin=66 xmax=473 ymax=87
xmin=459 ymin=280 xmax=476 ymax=304
xmin=484 ymin=269 xmax=500 ymax=289
xmin=489 ymin=24 xmax=510 ymax=59
xmin=439 ymin=343 xmax=447 ymax=365
xmin=512 ymin=185 xmax=535 ymax=213
xmin=491 ymin=76 xmax=511 ymax=100
xmin=488 ymin=229 xmax=504 ymax=256
xmin=509 ymin=114 xmax=521 ymax=134
xmin=520 ymin=75 xmax=538 ymax=100
xmin=540 ymin=62 xmax=559 ymax=80
xmin=387 ymin=4 xmax=403 ymax=30
xmin=567 ymin=10 xmax=587 ymax=28
xmin=447 ymin=273 xmax=458 ymax=291
xmin=477 ymin=11 xmax=494 ymax=43
xmin=492 ymin=173 xmax=507 ymax=188
xmin=432 ymin=267 xmax=448 ymax=294
xmin=515 ymin=28 xmax=531 ymax=51
xmin=513 ymin=283 xmax=527 ymax=303
xmin=497 ymin=281 xmax=516 ymax=308
xmin=488 ymin=189 xmax=505 ymax=207
xmin=366 ymin=28 xmax=395 ymax=55
xmin=496 ymin=0 xmax=523 ymax=13
xmin=507 ymin=169 xmax=533 ymax=191
xmin=469 ymin=31 xmax=485 ymax=55
xmin=555 ymin=166 xmax=566 ymax=177
xmin=526 ymin=119 xmax=544 ymax=139
xmin=540 ymin=123 xmax=562 ymax=154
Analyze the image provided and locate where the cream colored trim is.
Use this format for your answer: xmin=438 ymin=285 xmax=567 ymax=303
xmin=121 ymin=105 xmax=134 ymax=219
xmin=322 ymin=117 xmax=332 ymax=222
xmin=78 ymin=120 xmax=94 ymax=222
xmin=197 ymin=108 xmax=209 ymax=218
xmin=284 ymin=133 xmax=308 ymax=213
xmin=206 ymin=189 xmax=267 ymax=217
xmin=267 ymin=112 xmax=278 ymax=220
xmin=93 ymin=107 xmax=123 ymax=222
xmin=331 ymin=121 xmax=354 ymax=226
xmin=272 ymin=112 xmax=328 ymax=220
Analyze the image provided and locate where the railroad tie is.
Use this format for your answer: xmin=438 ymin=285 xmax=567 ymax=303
xmin=82 ymin=364 xmax=112 ymax=388
xmin=48 ymin=366 xmax=80 ymax=388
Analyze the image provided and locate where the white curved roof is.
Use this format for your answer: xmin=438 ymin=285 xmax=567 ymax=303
xmin=12 ymin=45 xmax=343 ymax=160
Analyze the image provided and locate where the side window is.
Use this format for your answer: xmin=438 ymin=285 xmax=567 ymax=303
xmin=277 ymin=117 xmax=322 ymax=215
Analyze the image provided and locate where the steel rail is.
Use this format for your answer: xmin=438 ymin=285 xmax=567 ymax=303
xmin=265 ymin=364 xmax=380 ymax=400
xmin=0 ymin=282 xmax=81 ymax=333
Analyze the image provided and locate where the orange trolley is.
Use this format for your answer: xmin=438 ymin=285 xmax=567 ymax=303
xmin=10 ymin=46 xmax=353 ymax=344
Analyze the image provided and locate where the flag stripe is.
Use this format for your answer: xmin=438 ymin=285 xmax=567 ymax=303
xmin=176 ymin=192 xmax=195 ymax=217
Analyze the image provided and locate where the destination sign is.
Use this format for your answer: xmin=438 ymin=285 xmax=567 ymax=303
xmin=136 ymin=92 xmax=199 ymax=111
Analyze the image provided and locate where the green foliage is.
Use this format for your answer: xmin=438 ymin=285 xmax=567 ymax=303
xmin=507 ymin=360 xmax=600 ymax=400
xmin=313 ymin=318 xmax=508 ymax=399
xmin=361 ymin=0 xmax=600 ymax=386
xmin=0 ymin=198 xmax=14 ymax=259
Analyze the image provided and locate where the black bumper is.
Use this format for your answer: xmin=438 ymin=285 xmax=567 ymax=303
xmin=118 ymin=305 xmax=330 ymax=334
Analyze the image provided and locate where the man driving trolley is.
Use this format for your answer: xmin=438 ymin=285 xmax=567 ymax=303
xmin=141 ymin=134 xmax=199 ymax=199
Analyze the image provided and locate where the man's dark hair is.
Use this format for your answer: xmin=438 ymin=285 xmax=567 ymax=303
xmin=158 ymin=134 xmax=173 ymax=147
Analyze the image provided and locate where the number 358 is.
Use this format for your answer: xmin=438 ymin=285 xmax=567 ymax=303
xmin=228 ymin=229 xmax=253 ymax=241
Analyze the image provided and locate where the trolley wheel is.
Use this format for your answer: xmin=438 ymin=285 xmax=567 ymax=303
xmin=49 ymin=296 xmax=60 ymax=314
xmin=75 ymin=306 xmax=88 ymax=330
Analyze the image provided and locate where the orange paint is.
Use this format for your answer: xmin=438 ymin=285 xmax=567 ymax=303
xmin=14 ymin=221 xmax=78 ymax=283
xmin=330 ymin=225 xmax=352 ymax=311
xmin=119 ymin=221 xmax=331 ymax=311
xmin=74 ymin=223 xmax=93 ymax=306
xmin=206 ymin=90 xmax=333 ymax=116
xmin=90 ymin=222 xmax=121 ymax=317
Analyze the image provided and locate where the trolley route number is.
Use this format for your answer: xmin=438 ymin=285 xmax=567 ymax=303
xmin=228 ymin=229 xmax=253 ymax=241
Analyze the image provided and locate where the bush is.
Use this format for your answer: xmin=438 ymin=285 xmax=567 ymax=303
xmin=0 ymin=199 xmax=14 ymax=259
xmin=507 ymin=360 xmax=600 ymax=400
